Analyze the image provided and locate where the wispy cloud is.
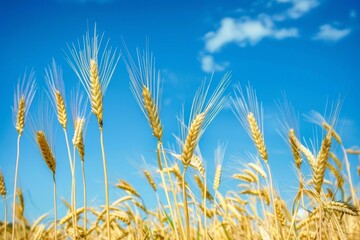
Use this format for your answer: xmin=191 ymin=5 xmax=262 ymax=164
xmin=313 ymin=24 xmax=351 ymax=42
xmin=200 ymin=55 xmax=228 ymax=73
xmin=204 ymin=16 xmax=298 ymax=53
xmin=285 ymin=0 xmax=319 ymax=19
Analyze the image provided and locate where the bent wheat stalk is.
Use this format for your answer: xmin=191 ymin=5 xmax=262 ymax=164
xmin=12 ymin=72 xmax=36 ymax=239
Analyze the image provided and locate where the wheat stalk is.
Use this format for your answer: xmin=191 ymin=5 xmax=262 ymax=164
xmin=11 ymin=71 xmax=36 ymax=240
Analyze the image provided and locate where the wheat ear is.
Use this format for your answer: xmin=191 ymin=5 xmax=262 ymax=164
xmin=248 ymin=163 xmax=267 ymax=179
xmin=90 ymin=59 xmax=103 ymax=128
xmin=322 ymin=122 xmax=342 ymax=144
xmin=36 ymin=131 xmax=56 ymax=173
xmin=213 ymin=164 xmax=222 ymax=191
xmin=55 ymin=90 xmax=67 ymax=129
xmin=77 ymin=136 xmax=85 ymax=162
xmin=275 ymin=198 xmax=286 ymax=226
xmin=194 ymin=175 xmax=213 ymax=201
xmin=313 ymin=133 xmax=332 ymax=195
xmin=143 ymin=170 xmax=157 ymax=192
xmin=72 ymin=118 xmax=85 ymax=148
xmin=190 ymin=155 xmax=205 ymax=177
xmin=0 ymin=171 xmax=6 ymax=198
xmin=289 ymin=129 xmax=302 ymax=169
xmin=142 ymin=86 xmax=163 ymax=141
xmin=116 ymin=180 xmax=140 ymax=197
xmin=247 ymin=112 xmax=268 ymax=162
xmin=233 ymin=173 xmax=255 ymax=183
xmin=325 ymin=201 xmax=359 ymax=216
xmin=15 ymin=96 xmax=25 ymax=135
xmin=181 ymin=112 xmax=205 ymax=166
xmin=244 ymin=169 xmax=258 ymax=183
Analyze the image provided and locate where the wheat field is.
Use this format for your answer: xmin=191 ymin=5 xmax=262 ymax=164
xmin=0 ymin=27 xmax=359 ymax=240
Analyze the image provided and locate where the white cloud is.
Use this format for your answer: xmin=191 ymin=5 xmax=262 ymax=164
xmin=313 ymin=24 xmax=351 ymax=42
xmin=200 ymin=55 xmax=228 ymax=73
xmin=273 ymin=28 xmax=299 ymax=39
xmin=204 ymin=16 xmax=298 ymax=53
xmin=276 ymin=0 xmax=319 ymax=19
xmin=287 ymin=0 xmax=319 ymax=19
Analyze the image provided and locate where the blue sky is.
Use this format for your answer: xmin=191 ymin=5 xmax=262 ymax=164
xmin=0 ymin=0 xmax=359 ymax=222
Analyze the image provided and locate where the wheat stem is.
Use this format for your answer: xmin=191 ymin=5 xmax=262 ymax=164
xmin=72 ymin=147 xmax=78 ymax=232
xmin=4 ymin=197 xmax=7 ymax=240
xmin=53 ymin=173 xmax=57 ymax=240
xmin=99 ymin=128 xmax=110 ymax=239
xmin=63 ymin=129 xmax=76 ymax=232
xmin=81 ymin=160 xmax=87 ymax=235
xmin=182 ymin=167 xmax=190 ymax=239
xmin=12 ymin=134 xmax=21 ymax=239
xmin=159 ymin=143 xmax=182 ymax=240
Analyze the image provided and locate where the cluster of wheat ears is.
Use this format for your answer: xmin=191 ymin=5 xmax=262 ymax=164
xmin=0 ymin=27 xmax=359 ymax=240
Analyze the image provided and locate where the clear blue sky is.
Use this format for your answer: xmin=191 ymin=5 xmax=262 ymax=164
xmin=0 ymin=0 xmax=359 ymax=222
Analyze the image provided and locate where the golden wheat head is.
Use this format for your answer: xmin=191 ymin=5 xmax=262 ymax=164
xmin=181 ymin=112 xmax=205 ymax=166
xmin=0 ymin=170 xmax=6 ymax=197
xmin=213 ymin=164 xmax=222 ymax=191
xmin=36 ymin=131 xmax=56 ymax=173
xmin=144 ymin=170 xmax=157 ymax=192
xmin=13 ymin=70 xmax=36 ymax=136
xmin=247 ymin=112 xmax=268 ymax=162
xmin=16 ymin=96 xmax=25 ymax=135
xmin=313 ymin=132 xmax=332 ymax=195
xmin=142 ymin=86 xmax=163 ymax=141
xmin=55 ymin=90 xmax=67 ymax=129
xmin=289 ymin=129 xmax=302 ymax=169
xmin=90 ymin=59 xmax=103 ymax=128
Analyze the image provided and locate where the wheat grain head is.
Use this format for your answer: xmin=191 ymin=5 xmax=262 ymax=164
xmin=13 ymin=70 xmax=36 ymax=135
